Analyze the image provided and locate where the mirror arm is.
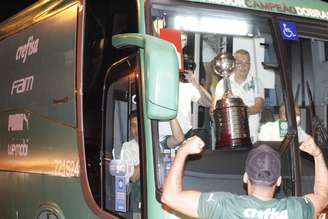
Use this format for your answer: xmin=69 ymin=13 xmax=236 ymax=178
xmin=112 ymin=33 xmax=146 ymax=48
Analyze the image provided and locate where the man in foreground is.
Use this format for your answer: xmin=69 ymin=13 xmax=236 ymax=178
xmin=162 ymin=136 xmax=328 ymax=218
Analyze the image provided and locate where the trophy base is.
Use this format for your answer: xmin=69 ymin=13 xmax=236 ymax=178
xmin=215 ymin=134 xmax=252 ymax=150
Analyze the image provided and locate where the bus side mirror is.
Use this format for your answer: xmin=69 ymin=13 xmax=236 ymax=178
xmin=112 ymin=33 xmax=179 ymax=120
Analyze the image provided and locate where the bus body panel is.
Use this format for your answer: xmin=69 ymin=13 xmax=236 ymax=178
xmin=0 ymin=3 xmax=102 ymax=219
xmin=0 ymin=110 xmax=79 ymax=176
xmin=0 ymin=172 xmax=99 ymax=219
xmin=0 ymin=4 xmax=77 ymax=127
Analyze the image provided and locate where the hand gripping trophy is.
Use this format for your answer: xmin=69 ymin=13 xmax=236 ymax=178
xmin=212 ymin=52 xmax=251 ymax=150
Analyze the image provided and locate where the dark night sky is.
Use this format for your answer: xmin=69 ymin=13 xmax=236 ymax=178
xmin=0 ymin=0 xmax=38 ymax=23
xmin=1 ymin=0 xmax=328 ymax=23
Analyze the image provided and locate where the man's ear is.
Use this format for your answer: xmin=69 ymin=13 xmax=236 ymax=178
xmin=276 ymin=176 xmax=282 ymax=187
xmin=243 ymin=172 xmax=248 ymax=184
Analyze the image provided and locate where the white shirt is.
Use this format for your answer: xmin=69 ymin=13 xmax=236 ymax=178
xmin=258 ymin=120 xmax=310 ymax=142
xmin=158 ymin=82 xmax=201 ymax=139
xmin=120 ymin=139 xmax=139 ymax=166
xmin=110 ymin=139 xmax=139 ymax=180
xmin=214 ymin=74 xmax=264 ymax=142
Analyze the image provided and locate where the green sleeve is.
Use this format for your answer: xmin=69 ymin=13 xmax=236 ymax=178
xmin=197 ymin=192 xmax=234 ymax=219
xmin=288 ymin=197 xmax=315 ymax=219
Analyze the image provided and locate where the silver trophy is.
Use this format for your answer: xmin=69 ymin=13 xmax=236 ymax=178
xmin=213 ymin=52 xmax=251 ymax=149
xmin=212 ymin=52 xmax=235 ymax=98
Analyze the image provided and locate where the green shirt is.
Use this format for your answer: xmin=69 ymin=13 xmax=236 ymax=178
xmin=198 ymin=192 xmax=314 ymax=219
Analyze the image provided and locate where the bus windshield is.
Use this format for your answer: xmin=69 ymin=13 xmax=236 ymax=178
xmin=150 ymin=1 xmax=328 ymax=197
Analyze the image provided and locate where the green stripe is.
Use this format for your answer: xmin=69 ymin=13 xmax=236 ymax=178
xmin=184 ymin=0 xmax=328 ymax=21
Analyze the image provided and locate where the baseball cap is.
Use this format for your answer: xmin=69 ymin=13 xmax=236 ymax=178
xmin=245 ymin=144 xmax=281 ymax=186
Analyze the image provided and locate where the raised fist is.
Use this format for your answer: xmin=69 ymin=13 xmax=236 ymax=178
xmin=299 ymin=136 xmax=321 ymax=157
xmin=180 ymin=136 xmax=205 ymax=155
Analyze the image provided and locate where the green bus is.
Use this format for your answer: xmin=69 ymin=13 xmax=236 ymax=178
xmin=0 ymin=0 xmax=328 ymax=218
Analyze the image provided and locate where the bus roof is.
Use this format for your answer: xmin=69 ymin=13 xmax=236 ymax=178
xmin=185 ymin=0 xmax=328 ymax=22
xmin=0 ymin=0 xmax=79 ymax=40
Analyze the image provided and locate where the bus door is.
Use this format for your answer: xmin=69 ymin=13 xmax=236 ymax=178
xmin=101 ymin=54 xmax=142 ymax=218
xmin=272 ymin=17 xmax=328 ymax=194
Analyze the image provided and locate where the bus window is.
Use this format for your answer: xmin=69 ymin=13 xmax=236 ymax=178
xmin=102 ymin=54 xmax=141 ymax=218
xmin=151 ymin=4 xmax=293 ymax=197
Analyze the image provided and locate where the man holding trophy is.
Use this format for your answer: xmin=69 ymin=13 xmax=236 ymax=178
xmin=212 ymin=49 xmax=264 ymax=144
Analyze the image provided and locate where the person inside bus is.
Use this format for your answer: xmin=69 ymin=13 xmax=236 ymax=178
xmin=211 ymin=49 xmax=264 ymax=143
xmin=160 ymin=118 xmax=185 ymax=148
xmin=258 ymin=104 xmax=310 ymax=142
xmin=119 ymin=110 xmax=141 ymax=218
xmin=119 ymin=112 xmax=184 ymax=218
xmin=161 ymin=135 xmax=328 ymax=219
xmin=159 ymin=56 xmax=212 ymax=148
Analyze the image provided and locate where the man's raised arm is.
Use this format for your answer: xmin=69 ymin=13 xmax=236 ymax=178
xmin=300 ymin=137 xmax=328 ymax=216
xmin=184 ymin=72 xmax=212 ymax=108
xmin=161 ymin=136 xmax=205 ymax=218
